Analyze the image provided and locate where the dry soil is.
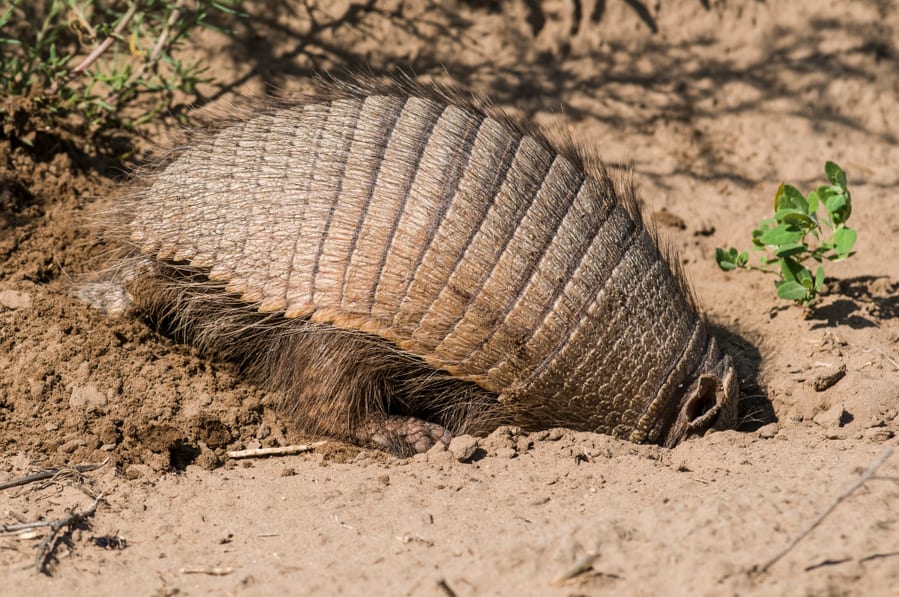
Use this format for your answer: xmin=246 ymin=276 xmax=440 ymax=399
xmin=2 ymin=1 xmax=898 ymax=595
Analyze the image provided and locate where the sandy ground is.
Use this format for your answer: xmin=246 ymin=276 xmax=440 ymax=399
xmin=2 ymin=1 xmax=899 ymax=595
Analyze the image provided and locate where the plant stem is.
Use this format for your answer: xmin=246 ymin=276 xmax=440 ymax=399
xmin=46 ymin=1 xmax=140 ymax=96
xmin=744 ymin=264 xmax=778 ymax=275
xmin=107 ymin=0 xmax=186 ymax=106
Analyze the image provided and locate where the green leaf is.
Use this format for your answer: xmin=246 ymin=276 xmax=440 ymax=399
xmin=0 ymin=2 xmax=18 ymax=29
xmin=825 ymin=161 xmax=847 ymax=189
xmin=715 ymin=247 xmax=738 ymax=271
xmin=779 ymin=257 xmax=810 ymax=284
xmin=826 ymin=192 xmax=852 ymax=226
xmin=760 ymin=223 xmax=804 ymax=246
xmin=776 ymin=280 xmax=810 ymax=301
xmin=814 ymin=265 xmax=825 ymax=292
xmin=825 ymin=193 xmax=847 ymax=215
xmin=773 ymin=182 xmax=785 ymax=212
xmin=774 ymin=242 xmax=807 ymax=258
xmin=797 ymin=265 xmax=813 ymax=286
xmin=211 ymin=1 xmax=248 ymax=16
xmin=775 ymin=184 xmax=808 ymax=213
xmin=807 ymin=190 xmax=819 ymax=214
xmin=776 ymin=208 xmax=816 ymax=230
xmin=832 ymin=227 xmax=857 ymax=257
xmin=812 ymin=245 xmax=831 ymax=258
xmin=737 ymin=251 xmax=749 ymax=266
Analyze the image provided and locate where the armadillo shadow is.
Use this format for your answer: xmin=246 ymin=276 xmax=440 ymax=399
xmin=707 ymin=322 xmax=773 ymax=432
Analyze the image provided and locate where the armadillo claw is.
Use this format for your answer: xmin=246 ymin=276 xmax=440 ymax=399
xmin=355 ymin=416 xmax=453 ymax=456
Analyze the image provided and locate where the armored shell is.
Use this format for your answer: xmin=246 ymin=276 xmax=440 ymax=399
xmin=97 ymin=80 xmax=738 ymax=452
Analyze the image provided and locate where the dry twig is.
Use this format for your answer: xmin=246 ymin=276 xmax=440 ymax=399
xmin=31 ymin=495 xmax=103 ymax=574
xmin=553 ymin=552 xmax=602 ymax=585
xmin=46 ymin=2 xmax=140 ymax=95
xmin=0 ymin=459 xmax=110 ymax=491
xmin=226 ymin=442 xmax=327 ymax=459
xmin=436 ymin=578 xmax=458 ymax=597
xmin=108 ymin=0 xmax=185 ymax=106
xmin=180 ymin=566 xmax=234 ymax=576
xmin=760 ymin=447 xmax=895 ymax=572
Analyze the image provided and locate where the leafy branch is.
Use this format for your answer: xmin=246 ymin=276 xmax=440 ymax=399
xmin=716 ymin=161 xmax=857 ymax=306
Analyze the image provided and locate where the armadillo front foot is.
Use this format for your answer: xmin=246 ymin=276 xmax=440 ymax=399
xmin=355 ymin=416 xmax=452 ymax=456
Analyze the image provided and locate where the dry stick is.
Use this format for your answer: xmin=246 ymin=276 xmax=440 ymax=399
xmin=868 ymin=347 xmax=899 ymax=371
xmin=148 ymin=0 xmax=184 ymax=62
xmin=0 ymin=459 xmax=110 ymax=491
xmin=226 ymin=442 xmax=328 ymax=459
xmin=33 ymin=495 xmax=103 ymax=573
xmin=859 ymin=550 xmax=899 ymax=563
xmin=1 ymin=519 xmax=60 ymax=535
xmin=180 ymin=566 xmax=234 ymax=576
xmin=553 ymin=552 xmax=602 ymax=585
xmin=47 ymin=2 xmax=140 ymax=95
xmin=436 ymin=578 xmax=458 ymax=597
xmin=108 ymin=0 xmax=185 ymax=106
xmin=760 ymin=447 xmax=895 ymax=573
xmin=6 ymin=510 xmax=29 ymax=524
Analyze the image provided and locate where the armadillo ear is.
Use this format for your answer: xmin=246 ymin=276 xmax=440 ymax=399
xmin=660 ymin=350 xmax=738 ymax=448
xmin=685 ymin=374 xmax=723 ymax=432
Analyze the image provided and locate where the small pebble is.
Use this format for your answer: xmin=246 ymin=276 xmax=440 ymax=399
xmin=426 ymin=440 xmax=447 ymax=454
xmin=426 ymin=450 xmax=455 ymax=465
xmin=863 ymin=427 xmax=894 ymax=443
xmin=69 ymin=383 xmax=108 ymax=413
xmin=0 ymin=289 xmax=32 ymax=310
xmin=813 ymin=404 xmax=850 ymax=428
xmin=493 ymin=447 xmax=517 ymax=459
xmin=812 ymin=363 xmax=847 ymax=392
xmin=757 ymin=423 xmax=779 ymax=439
xmin=448 ymin=435 xmax=479 ymax=462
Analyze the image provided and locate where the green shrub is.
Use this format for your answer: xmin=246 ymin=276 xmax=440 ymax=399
xmin=715 ymin=161 xmax=857 ymax=307
xmin=0 ymin=0 xmax=241 ymax=142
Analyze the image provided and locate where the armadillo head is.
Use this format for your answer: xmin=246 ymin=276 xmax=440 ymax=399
xmin=659 ymin=336 xmax=739 ymax=447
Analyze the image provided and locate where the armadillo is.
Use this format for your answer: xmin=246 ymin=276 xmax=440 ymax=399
xmin=88 ymin=79 xmax=739 ymax=454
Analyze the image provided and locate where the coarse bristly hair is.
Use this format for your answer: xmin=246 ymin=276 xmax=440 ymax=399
xmin=81 ymin=72 xmax=705 ymax=454
xmin=81 ymin=253 xmax=511 ymax=455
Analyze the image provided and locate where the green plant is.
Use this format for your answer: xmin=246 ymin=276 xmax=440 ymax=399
xmin=0 ymin=0 xmax=241 ymax=140
xmin=715 ymin=161 xmax=857 ymax=306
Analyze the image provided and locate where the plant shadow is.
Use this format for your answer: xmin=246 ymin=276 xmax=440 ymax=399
xmin=809 ymin=276 xmax=899 ymax=329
